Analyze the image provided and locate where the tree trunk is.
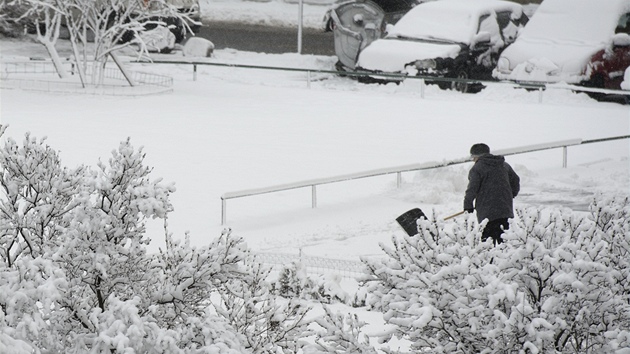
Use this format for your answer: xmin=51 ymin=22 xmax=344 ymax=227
xmin=66 ymin=22 xmax=87 ymax=88
xmin=42 ymin=39 xmax=69 ymax=79
xmin=36 ymin=14 xmax=69 ymax=79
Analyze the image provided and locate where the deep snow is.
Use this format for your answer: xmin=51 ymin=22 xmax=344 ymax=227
xmin=0 ymin=0 xmax=629 ymax=264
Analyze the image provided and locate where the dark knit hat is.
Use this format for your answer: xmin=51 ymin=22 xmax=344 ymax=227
xmin=470 ymin=143 xmax=490 ymax=157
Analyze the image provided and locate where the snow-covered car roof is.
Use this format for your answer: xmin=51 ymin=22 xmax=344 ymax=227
xmin=494 ymin=0 xmax=630 ymax=84
xmin=388 ymin=0 xmax=523 ymax=45
xmin=517 ymin=0 xmax=628 ymax=46
xmin=356 ymin=0 xmax=524 ymax=73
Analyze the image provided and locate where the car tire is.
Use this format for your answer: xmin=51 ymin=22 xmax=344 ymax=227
xmin=451 ymin=69 xmax=471 ymax=93
xmin=335 ymin=61 xmax=351 ymax=77
xmin=582 ymin=74 xmax=605 ymax=100
xmin=436 ymin=79 xmax=451 ymax=90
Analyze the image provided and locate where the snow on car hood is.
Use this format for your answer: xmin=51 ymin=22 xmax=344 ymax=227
xmin=356 ymin=38 xmax=461 ymax=72
xmin=494 ymin=0 xmax=630 ymax=84
xmin=494 ymin=38 xmax=604 ymax=83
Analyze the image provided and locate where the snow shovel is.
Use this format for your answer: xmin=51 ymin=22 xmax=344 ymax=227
xmin=395 ymin=208 xmax=426 ymax=236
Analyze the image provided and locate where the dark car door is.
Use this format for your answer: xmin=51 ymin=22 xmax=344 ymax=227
xmin=469 ymin=14 xmax=501 ymax=76
xmin=587 ymin=12 xmax=630 ymax=90
xmin=496 ymin=10 xmax=528 ymax=45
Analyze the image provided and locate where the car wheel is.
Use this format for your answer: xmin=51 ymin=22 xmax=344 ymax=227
xmin=335 ymin=61 xmax=351 ymax=77
xmin=436 ymin=78 xmax=451 ymax=90
xmin=450 ymin=69 xmax=470 ymax=93
xmin=582 ymin=74 xmax=605 ymax=100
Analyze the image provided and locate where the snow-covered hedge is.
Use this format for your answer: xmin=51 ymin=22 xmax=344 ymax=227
xmin=360 ymin=201 xmax=630 ymax=353
xmin=0 ymin=128 xmax=313 ymax=354
xmin=1 ymin=126 xmax=628 ymax=354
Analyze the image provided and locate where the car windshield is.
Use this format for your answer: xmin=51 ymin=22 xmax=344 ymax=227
xmin=518 ymin=0 xmax=630 ymax=45
xmin=386 ymin=2 xmax=482 ymax=44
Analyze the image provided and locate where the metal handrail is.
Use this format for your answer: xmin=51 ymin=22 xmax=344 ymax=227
xmin=145 ymin=59 xmax=630 ymax=99
xmin=6 ymin=57 xmax=630 ymax=99
xmin=220 ymin=136 xmax=630 ymax=224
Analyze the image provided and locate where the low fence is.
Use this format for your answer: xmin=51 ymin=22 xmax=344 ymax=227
xmin=221 ymin=136 xmax=630 ymax=224
xmin=148 ymin=58 xmax=630 ymax=103
xmin=253 ymin=252 xmax=366 ymax=279
xmin=4 ymin=57 xmax=629 ymax=100
xmin=1 ymin=60 xmax=173 ymax=95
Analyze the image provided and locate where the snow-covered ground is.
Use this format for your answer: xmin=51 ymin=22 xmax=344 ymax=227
xmin=1 ymin=0 xmax=628 ymax=264
xmin=1 ymin=1 xmax=629 ymax=350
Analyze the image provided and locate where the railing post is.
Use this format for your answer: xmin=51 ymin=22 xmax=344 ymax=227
xmin=397 ymin=172 xmax=402 ymax=188
xmin=193 ymin=64 xmax=197 ymax=81
xmin=312 ymin=185 xmax=317 ymax=208
xmin=221 ymin=198 xmax=226 ymax=225
xmin=307 ymin=71 xmax=311 ymax=89
xmin=297 ymin=0 xmax=304 ymax=54
xmin=420 ymin=79 xmax=425 ymax=99
xmin=538 ymin=87 xmax=543 ymax=103
xmin=563 ymin=146 xmax=568 ymax=168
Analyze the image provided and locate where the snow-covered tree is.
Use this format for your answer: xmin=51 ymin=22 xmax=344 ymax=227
xmin=7 ymin=128 xmax=626 ymax=354
xmin=304 ymin=306 xmax=378 ymax=354
xmin=272 ymin=261 xmax=350 ymax=305
xmin=0 ymin=0 xmax=30 ymax=36
xmin=213 ymin=246 xmax=314 ymax=353
xmin=0 ymin=129 xmax=320 ymax=353
xmin=360 ymin=200 xmax=630 ymax=353
xmin=6 ymin=0 xmax=194 ymax=85
xmin=5 ymin=0 xmax=71 ymax=78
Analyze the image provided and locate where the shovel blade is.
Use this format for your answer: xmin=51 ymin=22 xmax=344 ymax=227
xmin=396 ymin=208 xmax=426 ymax=236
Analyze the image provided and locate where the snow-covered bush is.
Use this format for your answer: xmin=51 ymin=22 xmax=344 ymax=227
xmin=0 ymin=129 xmax=317 ymax=353
xmin=272 ymin=262 xmax=350 ymax=305
xmin=4 ymin=127 xmax=626 ymax=354
xmin=304 ymin=305 xmax=378 ymax=354
xmin=273 ymin=261 xmax=320 ymax=300
xmin=361 ymin=198 xmax=630 ymax=353
xmin=213 ymin=247 xmax=314 ymax=354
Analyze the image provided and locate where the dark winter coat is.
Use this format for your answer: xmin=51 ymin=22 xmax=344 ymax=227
xmin=464 ymin=154 xmax=520 ymax=223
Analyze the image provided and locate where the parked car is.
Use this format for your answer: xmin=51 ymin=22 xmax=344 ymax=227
xmin=355 ymin=0 xmax=528 ymax=93
xmin=144 ymin=0 xmax=202 ymax=43
xmin=493 ymin=0 xmax=630 ymax=97
xmin=30 ymin=0 xmax=201 ymax=47
xmin=323 ymin=0 xmax=425 ymax=71
xmin=623 ymin=67 xmax=630 ymax=90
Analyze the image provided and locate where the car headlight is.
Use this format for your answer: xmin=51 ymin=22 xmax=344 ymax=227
xmin=414 ymin=59 xmax=436 ymax=70
xmin=497 ymin=57 xmax=510 ymax=73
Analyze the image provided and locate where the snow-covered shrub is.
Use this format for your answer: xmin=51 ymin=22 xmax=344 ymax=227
xmin=361 ymin=198 xmax=630 ymax=353
xmin=213 ymin=247 xmax=314 ymax=354
xmin=0 ymin=131 xmax=84 ymax=352
xmin=148 ymin=229 xmax=251 ymax=354
xmin=272 ymin=262 xmax=350 ymax=305
xmin=273 ymin=261 xmax=319 ymax=299
xmin=0 ymin=130 xmax=316 ymax=353
xmin=304 ymin=305 xmax=378 ymax=354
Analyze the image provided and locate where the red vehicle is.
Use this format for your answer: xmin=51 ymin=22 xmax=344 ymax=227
xmin=493 ymin=0 xmax=630 ymax=101
xmin=585 ymin=32 xmax=630 ymax=91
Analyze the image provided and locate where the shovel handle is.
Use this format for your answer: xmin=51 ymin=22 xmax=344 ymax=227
xmin=443 ymin=210 xmax=465 ymax=220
